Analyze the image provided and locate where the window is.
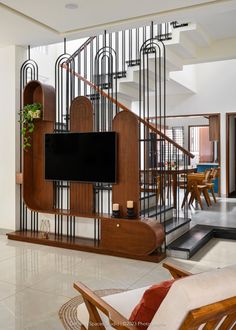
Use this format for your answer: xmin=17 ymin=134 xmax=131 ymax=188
xmin=147 ymin=126 xmax=184 ymax=168
xmin=165 ymin=126 xmax=184 ymax=161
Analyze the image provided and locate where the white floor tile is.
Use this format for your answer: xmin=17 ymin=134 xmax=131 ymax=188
xmin=0 ymin=198 xmax=235 ymax=328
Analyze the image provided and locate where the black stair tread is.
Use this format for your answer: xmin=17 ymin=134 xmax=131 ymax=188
xmin=167 ymin=224 xmax=236 ymax=259
xmin=167 ymin=224 xmax=213 ymax=254
xmin=140 ymin=193 xmax=157 ymax=200
xmin=141 ymin=205 xmax=173 ymax=215
xmin=165 ymin=217 xmax=191 ymax=234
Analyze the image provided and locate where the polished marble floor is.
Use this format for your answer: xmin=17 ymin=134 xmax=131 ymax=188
xmin=191 ymin=197 xmax=236 ymax=228
xmin=0 ymin=198 xmax=235 ymax=329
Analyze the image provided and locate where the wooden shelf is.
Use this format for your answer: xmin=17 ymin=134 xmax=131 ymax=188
xmin=23 ymin=80 xmax=56 ymax=211
xmin=7 ymin=230 xmax=165 ymax=262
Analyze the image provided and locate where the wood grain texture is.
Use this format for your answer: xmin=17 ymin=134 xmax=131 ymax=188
xmin=70 ymin=96 xmax=94 ymax=214
xmin=209 ymin=114 xmax=220 ymax=141
xmin=112 ymin=111 xmax=140 ymax=218
xmin=100 ymin=218 xmax=164 ymax=256
xmin=199 ymin=127 xmax=213 ymax=163
xmin=23 ymin=80 xmax=55 ymax=211
xmin=23 ymin=80 xmax=55 ymax=122
xmin=180 ymin=296 xmax=236 ymax=330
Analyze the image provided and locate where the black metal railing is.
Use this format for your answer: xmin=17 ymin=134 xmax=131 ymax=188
xmin=20 ymin=20 xmax=192 ymax=252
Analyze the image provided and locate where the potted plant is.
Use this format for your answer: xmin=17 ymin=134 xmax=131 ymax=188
xmin=19 ymin=102 xmax=42 ymax=151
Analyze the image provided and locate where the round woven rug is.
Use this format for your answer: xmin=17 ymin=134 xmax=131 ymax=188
xmin=59 ymin=289 xmax=126 ymax=330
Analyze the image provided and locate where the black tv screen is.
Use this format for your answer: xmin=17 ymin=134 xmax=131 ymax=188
xmin=45 ymin=132 xmax=117 ymax=183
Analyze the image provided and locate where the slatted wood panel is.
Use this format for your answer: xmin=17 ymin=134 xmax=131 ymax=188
xmin=112 ymin=111 xmax=140 ymax=218
xmin=70 ymin=96 xmax=94 ymax=214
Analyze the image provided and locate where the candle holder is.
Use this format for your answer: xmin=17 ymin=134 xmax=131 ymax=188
xmin=127 ymin=207 xmax=136 ymax=219
xmin=112 ymin=209 xmax=120 ymax=218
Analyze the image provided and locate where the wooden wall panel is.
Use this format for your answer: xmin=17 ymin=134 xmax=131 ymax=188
xmin=112 ymin=111 xmax=140 ymax=218
xmin=209 ymin=115 xmax=220 ymax=141
xmin=199 ymin=127 xmax=213 ymax=163
xmin=23 ymin=81 xmax=55 ymax=211
xmin=70 ymin=96 xmax=94 ymax=214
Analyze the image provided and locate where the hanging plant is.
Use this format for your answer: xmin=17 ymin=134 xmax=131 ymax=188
xmin=19 ymin=102 xmax=42 ymax=151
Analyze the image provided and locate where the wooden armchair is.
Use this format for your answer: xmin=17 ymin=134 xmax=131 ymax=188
xmin=74 ymin=263 xmax=236 ymax=330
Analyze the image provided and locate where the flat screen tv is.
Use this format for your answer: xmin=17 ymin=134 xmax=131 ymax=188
xmin=45 ymin=132 xmax=117 ymax=183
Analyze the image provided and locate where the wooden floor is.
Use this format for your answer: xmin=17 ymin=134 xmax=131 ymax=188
xmin=7 ymin=231 xmax=166 ymax=263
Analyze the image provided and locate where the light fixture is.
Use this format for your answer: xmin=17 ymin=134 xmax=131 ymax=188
xmin=65 ymin=3 xmax=78 ymax=9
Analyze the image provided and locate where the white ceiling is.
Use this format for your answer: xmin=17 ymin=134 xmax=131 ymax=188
xmin=0 ymin=0 xmax=236 ymax=46
xmin=0 ymin=0 xmax=217 ymax=33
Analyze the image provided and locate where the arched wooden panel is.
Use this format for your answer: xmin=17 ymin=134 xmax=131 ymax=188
xmin=112 ymin=111 xmax=140 ymax=217
xmin=23 ymin=80 xmax=55 ymax=211
xmin=70 ymin=96 xmax=94 ymax=214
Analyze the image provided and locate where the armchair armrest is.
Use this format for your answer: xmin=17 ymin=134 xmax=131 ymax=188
xmin=73 ymin=263 xmax=192 ymax=329
xmin=162 ymin=262 xmax=192 ymax=279
xmin=73 ymin=282 xmax=139 ymax=330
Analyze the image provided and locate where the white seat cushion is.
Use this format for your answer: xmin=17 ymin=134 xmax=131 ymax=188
xmin=148 ymin=265 xmax=236 ymax=330
xmin=77 ymin=286 xmax=149 ymax=330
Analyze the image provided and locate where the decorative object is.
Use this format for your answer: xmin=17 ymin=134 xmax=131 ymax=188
xmin=59 ymin=289 xmax=126 ymax=330
xmin=127 ymin=200 xmax=135 ymax=218
xmin=112 ymin=203 xmax=120 ymax=218
xmin=40 ymin=219 xmax=50 ymax=239
xmin=19 ymin=102 xmax=42 ymax=151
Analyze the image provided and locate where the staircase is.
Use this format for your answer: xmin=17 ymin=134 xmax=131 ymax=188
xmin=61 ymin=20 xmax=213 ymax=258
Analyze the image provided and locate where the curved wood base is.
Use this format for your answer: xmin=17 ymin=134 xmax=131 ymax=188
xmin=101 ymin=218 xmax=164 ymax=256
xmin=7 ymin=231 xmax=166 ymax=263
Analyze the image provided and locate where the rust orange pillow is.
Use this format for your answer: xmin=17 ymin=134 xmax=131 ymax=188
xmin=129 ymin=279 xmax=175 ymax=330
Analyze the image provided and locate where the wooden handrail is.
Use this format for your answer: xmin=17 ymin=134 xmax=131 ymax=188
xmin=65 ymin=36 xmax=96 ymax=64
xmin=61 ymin=63 xmax=194 ymax=158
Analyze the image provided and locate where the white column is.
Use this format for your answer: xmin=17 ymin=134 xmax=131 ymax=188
xmin=0 ymin=45 xmax=26 ymax=230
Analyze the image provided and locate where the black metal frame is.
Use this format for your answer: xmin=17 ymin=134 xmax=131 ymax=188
xmin=19 ymin=46 xmax=39 ymax=232
xmin=19 ymin=21 xmax=191 ymax=253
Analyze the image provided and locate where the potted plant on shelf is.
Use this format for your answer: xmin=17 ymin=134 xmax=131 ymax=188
xmin=19 ymin=102 xmax=42 ymax=151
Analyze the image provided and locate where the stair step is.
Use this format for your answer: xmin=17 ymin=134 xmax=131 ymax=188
xmin=126 ymin=59 xmax=140 ymax=67
xmin=113 ymin=71 xmax=127 ymax=79
xmin=140 ymin=193 xmax=156 ymax=200
xmin=141 ymin=205 xmax=173 ymax=220
xmin=165 ymin=217 xmax=191 ymax=235
xmin=167 ymin=225 xmax=213 ymax=259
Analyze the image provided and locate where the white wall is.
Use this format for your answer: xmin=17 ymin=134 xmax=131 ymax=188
xmin=133 ymin=59 xmax=236 ymax=196
xmin=0 ymin=45 xmax=26 ymax=230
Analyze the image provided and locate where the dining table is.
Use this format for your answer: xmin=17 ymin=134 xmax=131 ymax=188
xmin=142 ymin=166 xmax=197 ymax=209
